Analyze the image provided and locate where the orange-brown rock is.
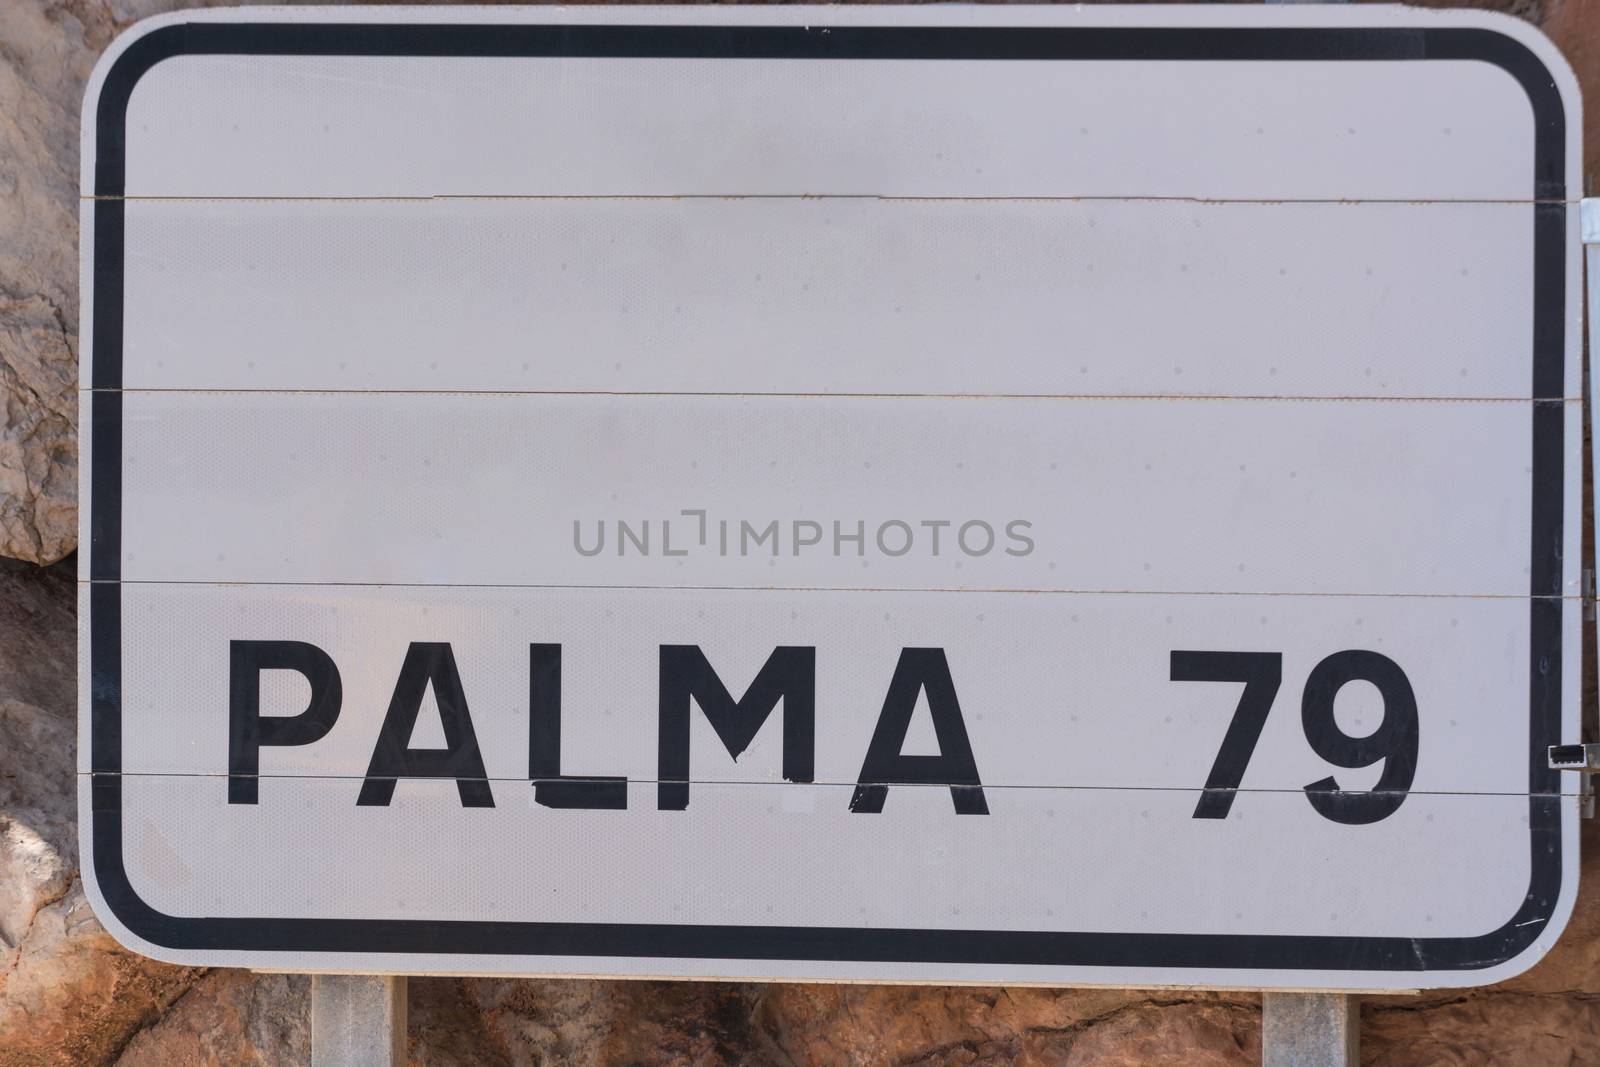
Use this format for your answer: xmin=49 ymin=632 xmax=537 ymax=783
xmin=114 ymin=971 xmax=309 ymax=1067
xmin=1364 ymin=993 xmax=1600 ymax=1066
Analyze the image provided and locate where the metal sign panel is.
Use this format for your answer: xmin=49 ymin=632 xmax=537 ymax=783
xmin=79 ymin=5 xmax=1584 ymax=989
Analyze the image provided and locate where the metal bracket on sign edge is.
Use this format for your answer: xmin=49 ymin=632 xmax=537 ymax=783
xmin=1581 ymin=197 xmax=1600 ymax=245
xmin=1549 ymin=744 xmax=1598 ymax=818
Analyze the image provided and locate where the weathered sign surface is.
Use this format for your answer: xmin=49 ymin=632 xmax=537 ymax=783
xmin=80 ymin=5 xmax=1584 ymax=988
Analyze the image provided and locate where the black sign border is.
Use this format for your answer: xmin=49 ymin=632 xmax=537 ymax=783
xmin=87 ymin=19 xmax=1570 ymax=976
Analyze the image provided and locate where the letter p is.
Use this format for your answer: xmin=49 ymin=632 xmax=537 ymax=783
xmin=229 ymin=640 xmax=342 ymax=803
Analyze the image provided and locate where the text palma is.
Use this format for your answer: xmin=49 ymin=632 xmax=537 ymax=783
xmin=227 ymin=641 xmax=989 ymax=813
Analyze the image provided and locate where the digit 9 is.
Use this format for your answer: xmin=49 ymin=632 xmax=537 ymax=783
xmin=1300 ymin=650 xmax=1419 ymax=825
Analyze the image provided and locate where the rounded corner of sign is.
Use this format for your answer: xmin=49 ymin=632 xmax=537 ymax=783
xmin=94 ymin=5 xmax=200 ymax=58
xmin=81 ymin=10 xmax=201 ymax=173
xmin=1516 ymin=22 xmax=1583 ymax=127
xmin=1441 ymin=9 xmax=1583 ymax=133
xmin=1451 ymin=930 xmax=1571 ymax=990
xmin=1431 ymin=6 xmax=1563 ymax=52
xmin=1506 ymin=855 xmax=1584 ymax=979
xmin=77 ymin=805 xmax=201 ymax=967
xmin=1434 ymin=857 xmax=1581 ymax=988
xmin=83 ymin=13 xmax=168 ymax=97
xmin=75 ymin=848 xmax=153 ymax=963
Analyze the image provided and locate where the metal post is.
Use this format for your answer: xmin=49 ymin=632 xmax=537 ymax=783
xmin=1261 ymin=993 xmax=1358 ymax=1067
xmin=1254 ymin=0 xmax=1357 ymax=1047
xmin=311 ymin=975 xmax=407 ymax=1067
xmin=1264 ymin=0 xmax=1354 ymax=1048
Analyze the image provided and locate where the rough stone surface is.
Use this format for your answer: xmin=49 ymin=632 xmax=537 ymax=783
xmin=0 ymin=2 xmax=93 ymax=565
xmin=2 ymin=1 xmax=1600 ymax=1065
xmin=407 ymin=978 xmax=512 ymax=1067
xmin=0 ymin=555 xmax=76 ymax=980
xmin=752 ymin=986 xmax=1260 ymax=1066
xmin=114 ymin=971 xmax=310 ymax=1067
xmin=1364 ymin=993 xmax=1600 ymax=1066
xmin=0 ymin=879 xmax=201 ymax=1067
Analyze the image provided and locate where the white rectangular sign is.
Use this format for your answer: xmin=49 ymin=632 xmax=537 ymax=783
xmin=80 ymin=5 xmax=1584 ymax=989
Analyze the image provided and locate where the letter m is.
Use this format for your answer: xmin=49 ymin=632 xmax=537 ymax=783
xmin=657 ymin=646 xmax=815 ymax=809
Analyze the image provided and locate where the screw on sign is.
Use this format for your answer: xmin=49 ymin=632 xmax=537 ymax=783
xmin=81 ymin=3 xmax=1582 ymax=1010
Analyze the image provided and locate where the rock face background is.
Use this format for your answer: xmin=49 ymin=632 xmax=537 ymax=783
xmin=1 ymin=0 xmax=1598 ymax=1063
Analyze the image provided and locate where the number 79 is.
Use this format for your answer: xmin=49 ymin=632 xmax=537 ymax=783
xmin=1171 ymin=649 xmax=1419 ymax=825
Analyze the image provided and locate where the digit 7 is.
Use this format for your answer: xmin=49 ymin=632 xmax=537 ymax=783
xmin=1170 ymin=651 xmax=1283 ymax=819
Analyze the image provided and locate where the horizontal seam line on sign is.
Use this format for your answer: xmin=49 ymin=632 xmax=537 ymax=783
xmin=74 ymin=772 xmax=1584 ymax=798
xmin=81 ymin=194 xmax=1582 ymax=206
xmin=76 ymin=579 xmax=1580 ymax=599
xmin=75 ymin=388 xmax=1585 ymax=404
xmin=72 ymin=771 xmax=1574 ymax=796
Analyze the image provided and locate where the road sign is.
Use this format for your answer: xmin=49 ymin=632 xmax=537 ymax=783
xmin=80 ymin=5 xmax=1583 ymax=989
